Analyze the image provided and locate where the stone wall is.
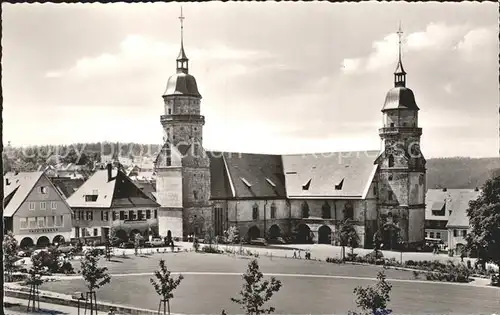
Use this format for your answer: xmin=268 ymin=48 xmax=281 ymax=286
xmin=156 ymin=167 xmax=183 ymax=208
xmin=408 ymin=207 xmax=425 ymax=243
xmin=183 ymin=206 xmax=213 ymax=237
xmin=158 ymin=207 xmax=183 ymax=238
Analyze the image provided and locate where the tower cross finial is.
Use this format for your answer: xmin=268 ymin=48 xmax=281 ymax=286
xmin=179 ymin=6 xmax=185 ymax=45
xmin=397 ymin=21 xmax=403 ymax=62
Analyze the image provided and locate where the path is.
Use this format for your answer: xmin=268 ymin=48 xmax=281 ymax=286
xmin=4 ymin=296 xmax=108 ymax=315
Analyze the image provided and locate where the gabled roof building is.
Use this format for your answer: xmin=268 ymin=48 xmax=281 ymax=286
xmin=67 ymin=164 xmax=159 ymax=244
xmin=3 ymin=171 xmax=73 ymax=247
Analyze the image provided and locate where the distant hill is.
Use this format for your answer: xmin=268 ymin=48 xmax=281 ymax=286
xmin=426 ymin=157 xmax=500 ymax=189
xmin=2 ymin=143 xmax=499 ymax=189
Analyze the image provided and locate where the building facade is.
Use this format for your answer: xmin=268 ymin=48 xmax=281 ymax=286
xmin=154 ymin=18 xmax=426 ymax=248
xmin=425 ymin=188 xmax=480 ymax=252
xmin=67 ymin=164 xmax=160 ymax=244
xmin=3 ymin=172 xmax=73 ymax=248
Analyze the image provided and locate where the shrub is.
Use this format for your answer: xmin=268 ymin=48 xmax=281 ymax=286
xmin=490 ymin=273 xmax=499 ymax=287
xmin=326 ymin=257 xmax=344 ymax=264
xmin=412 ymin=271 xmax=420 ymax=279
xmin=365 ymin=251 xmax=384 ymax=261
xmin=346 ymin=253 xmax=358 ymax=261
xmin=201 ymin=246 xmax=222 ymax=254
xmin=59 ymin=261 xmax=75 ymax=274
xmin=424 ymin=265 xmax=471 ymax=283
xmin=352 ymin=271 xmax=392 ymax=315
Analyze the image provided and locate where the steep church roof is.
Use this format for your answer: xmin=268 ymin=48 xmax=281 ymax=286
xmin=208 ymin=152 xmax=286 ymax=199
xmin=282 ymin=151 xmax=379 ymax=199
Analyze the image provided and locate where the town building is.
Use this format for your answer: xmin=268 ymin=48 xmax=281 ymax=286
xmin=424 ymin=188 xmax=480 ymax=252
xmin=66 ymin=164 xmax=159 ymax=244
xmin=3 ymin=171 xmax=73 ymax=248
xmin=154 ymin=16 xmax=426 ymax=248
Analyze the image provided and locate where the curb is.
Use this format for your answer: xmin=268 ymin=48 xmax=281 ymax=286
xmin=4 ymin=288 xmax=184 ymax=315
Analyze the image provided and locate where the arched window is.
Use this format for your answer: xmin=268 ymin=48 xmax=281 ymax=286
xmin=252 ymin=204 xmax=259 ymax=220
xmin=321 ymin=202 xmax=331 ymax=219
xmin=270 ymin=203 xmax=276 ymax=219
xmin=301 ymin=202 xmax=310 ymax=218
xmin=388 ymin=155 xmax=394 ymax=168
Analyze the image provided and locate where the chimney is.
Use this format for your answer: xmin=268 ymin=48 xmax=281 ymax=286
xmin=107 ymin=163 xmax=113 ymax=182
xmin=442 ymin=188 xmax=447 ymax=192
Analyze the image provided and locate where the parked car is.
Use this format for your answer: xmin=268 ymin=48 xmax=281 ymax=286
xmin=58 ymin=244 xmax=75 ymax=254
xmin=267 ymin=237 xmax=287 ymax=245
xmin=249 ymin=238 xmax=268 ymax=246
xmin=18 ymin=247 xmax=35 ymax=257
xmin=146 ymin=238 xmax=165 ymax=248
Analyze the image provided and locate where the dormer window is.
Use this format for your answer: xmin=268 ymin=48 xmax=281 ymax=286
xmin=85 ymin=195 xmax=98 ymax=202
xmin=302 ymin=179 xmax=311 ymax=191
xmin=241 ymin=177 xmax=252 ymax=188
xmin=265 ymin=178 xmax=276 ymax=188
xmin=335 ymin=179 xmax=344 ymax=190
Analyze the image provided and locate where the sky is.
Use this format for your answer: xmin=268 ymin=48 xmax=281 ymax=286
xmin=2 ymin=2 xmax=498 ymax=158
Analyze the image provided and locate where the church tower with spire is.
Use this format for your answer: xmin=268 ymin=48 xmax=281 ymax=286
xmin=155 ymin=8 xmax=212 ymax=239
xmin=376 ymin=24 xmax=426 ymax=247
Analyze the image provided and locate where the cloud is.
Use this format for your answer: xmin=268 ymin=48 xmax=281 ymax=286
xmin=340 ymin=23 xmax=484 ymax=74
xmin=45 ymin=35 xmax=273 ymax=79
xmin=455 ymin=27 xmax=497 ymax=59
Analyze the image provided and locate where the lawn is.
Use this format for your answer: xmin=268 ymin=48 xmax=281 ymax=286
xmin=40 ymin=252 xmax=500 ymax=315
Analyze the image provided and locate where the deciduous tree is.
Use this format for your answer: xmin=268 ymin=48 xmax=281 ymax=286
xmin=231 ymin=259 xmax=282 ymax=315
xmin=81 ymin=248 xmax=111 ymax=315
xmin=150 ymin=259 xmax=184 ymax=315
xmin=226 ymin=226 xmax=240 ymax=244
xmin=339 ymin=220 xmax=359 ymax=260
xmin=465 ymin=175 xmax=500 ymax=271
xmin=351 ymin=271 xmax=393 ymax=315
xmin=3 ymin=232 xmax=19 ymax=282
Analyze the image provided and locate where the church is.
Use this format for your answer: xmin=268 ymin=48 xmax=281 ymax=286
xmin=154 ymin=15 xmax=426 ymax=249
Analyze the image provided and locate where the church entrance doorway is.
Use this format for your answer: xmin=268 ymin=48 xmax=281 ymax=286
xmin=296 ymin=224 xmax=312 ymax=244
xmin=318 ymin=225 xmax=332 ymax=244
xmin=247 ymin=226 xmax=260 ymax=240
xmin=268 ymin=225 xmax=281 ymax=240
